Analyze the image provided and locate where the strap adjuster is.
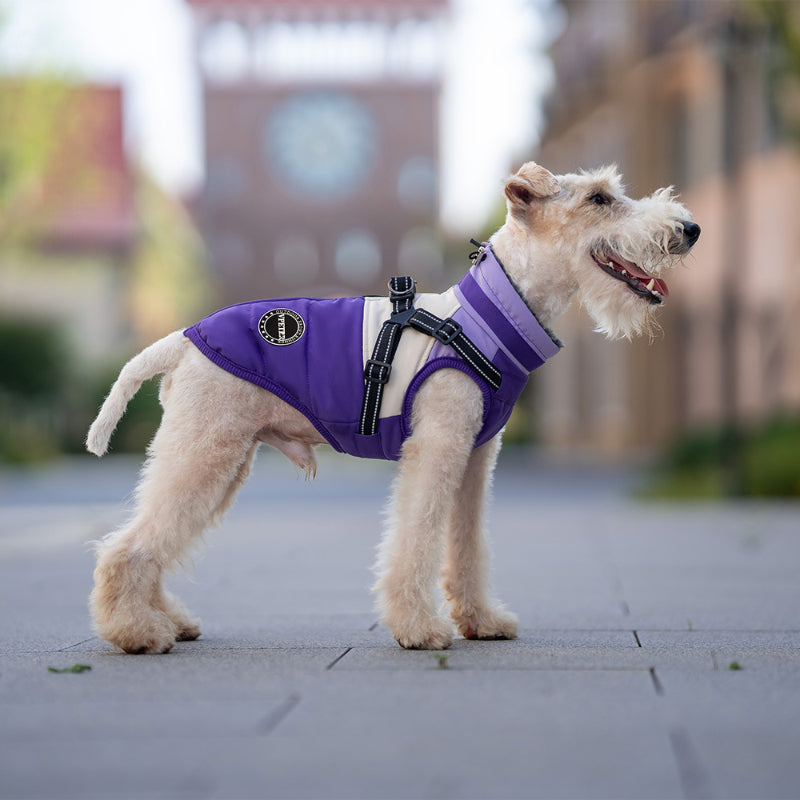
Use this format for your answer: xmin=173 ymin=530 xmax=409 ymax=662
xmin=364 ymin=358 xmax=392 ymax=385
xmin=432 ymin=317 xmax=462 ymax=345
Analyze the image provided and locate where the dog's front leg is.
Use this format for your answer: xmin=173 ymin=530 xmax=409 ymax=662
xmin=442 ymin=435 xmax=518 ymax=640
xmin=374 ymin=371 xmax=483 ymax=650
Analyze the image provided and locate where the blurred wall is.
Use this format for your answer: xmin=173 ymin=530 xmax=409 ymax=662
xmin=532 ymin=0 xmax=800 ymax=457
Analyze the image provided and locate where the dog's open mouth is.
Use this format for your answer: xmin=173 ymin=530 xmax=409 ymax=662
xmin=591 ymin=251 xmax=668 ymax=305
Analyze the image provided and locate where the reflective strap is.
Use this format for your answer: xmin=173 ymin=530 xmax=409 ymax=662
xmin=359 ymin=277 xmax=415 ymax=436
xmin=406 ymin=309 xmax=501 ymax=391
xmin=359 ymin=276 xmax=502 ymax=437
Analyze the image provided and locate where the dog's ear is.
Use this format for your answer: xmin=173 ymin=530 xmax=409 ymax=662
xmin=505 ymin=162 xmax=560 ymax=210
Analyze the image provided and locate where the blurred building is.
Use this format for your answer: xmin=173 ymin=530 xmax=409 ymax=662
xmin=0 ymin=82 xmax=137 ymax=361
xmin=186 ymin=0 xmax=447 ymax=304
xmin=532 ymin=0 xmax=800 ymax=456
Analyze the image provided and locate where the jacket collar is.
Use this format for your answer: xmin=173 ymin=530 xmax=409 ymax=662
xmin=455 ymin=242 xmax=561 ymax=373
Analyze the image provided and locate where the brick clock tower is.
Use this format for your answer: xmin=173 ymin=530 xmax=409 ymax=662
xmin=187 ymin=0 xmax=447 ymax=304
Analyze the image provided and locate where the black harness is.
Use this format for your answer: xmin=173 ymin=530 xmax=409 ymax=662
xmin=358 ymin=274 xmax=502 ymax=437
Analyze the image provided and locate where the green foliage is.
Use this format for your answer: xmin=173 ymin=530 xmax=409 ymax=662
xmin=0 ymin=75 xmax=71 ymax=245
xmin=751 ymin=0 xmax=800 ymax=140
xmin=433 ymin=653 xmax=450 ymax=670
xmin=0 ymin=317 xmax=67 ymax=397
xmin=48 ymin=664 xmax=92 ymax=674
xmin=129 ymin=173 xmax=213 ymax=339
xmin=0 ymin=316 xmax=68 ymax=462
xmin=0 ymin=316 xmax=161 ymax=461
xmin=743 ymin=417 xmax=800 ymax=497
xmin=642 ymin=415 xmax=800 ymax=499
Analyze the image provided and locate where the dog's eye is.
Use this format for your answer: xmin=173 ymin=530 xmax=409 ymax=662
xmin=589 ymin=192 xmax=612 ymax=206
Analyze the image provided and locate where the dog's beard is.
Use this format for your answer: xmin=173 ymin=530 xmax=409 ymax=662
xmin=578 ymin=267 xmax=663 ymax=340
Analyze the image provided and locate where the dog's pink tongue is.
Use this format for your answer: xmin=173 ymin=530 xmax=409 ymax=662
xmin=616 ymin=257 xmax=669 ymax=297
xmin=653 ymin=277 xmax=669 ymax=297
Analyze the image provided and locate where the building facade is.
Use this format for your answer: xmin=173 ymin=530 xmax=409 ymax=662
xmin=187 ymin=0 xmax=447 ymax=304
xmin=533 ymin=0 xmax=800 ymax=456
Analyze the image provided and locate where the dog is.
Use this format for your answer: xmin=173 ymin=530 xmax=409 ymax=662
xmin=86 ymin=162 xmax=699 ymax=654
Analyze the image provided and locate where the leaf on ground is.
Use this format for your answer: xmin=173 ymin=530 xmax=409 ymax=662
xmin=47 ymin=664 xmax=92 ymax=674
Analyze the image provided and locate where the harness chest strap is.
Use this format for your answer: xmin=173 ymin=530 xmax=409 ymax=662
xmin=358 ymin=276 xmax=502 ymax=437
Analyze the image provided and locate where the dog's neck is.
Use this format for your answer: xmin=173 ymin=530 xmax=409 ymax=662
xmin=489 ymin=222 xmax=579 ymax=329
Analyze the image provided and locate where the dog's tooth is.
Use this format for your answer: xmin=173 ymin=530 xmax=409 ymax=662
xmin=621 ymin=269 xmax=628 ymax=276
xmin=646 ymin=278 xmax=656 ymax=291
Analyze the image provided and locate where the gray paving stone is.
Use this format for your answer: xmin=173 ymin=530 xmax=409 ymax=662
xmin=656 ymin=670 xmax=800 ymax=799
xmin=213 ymin=670 xmax=682 ymax=800
xmin=55 ymin=614 xmax=386 ymax=653
xmin=335 ymin=637 xmax=712 ymax=673
xmin=638 ymin=629 xmax=800 ymax=649
xmin=0 ymin=648 xmax=338 ymax=704
xmin=2 ymin=454 xmax=799 ymax=799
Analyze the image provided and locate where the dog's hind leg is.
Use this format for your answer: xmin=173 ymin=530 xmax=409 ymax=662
xmin=211 ymin=441 xmax=260 ymax=524
xmin=90 ymin=368 xmax=261 ymax=654
xmin=155 ymin=440 xmax=261 ymax=644
xmin=442 ymin=435 xmax=518 ymax=641
xmin=373 ymin=371 xmax=484 ymax=650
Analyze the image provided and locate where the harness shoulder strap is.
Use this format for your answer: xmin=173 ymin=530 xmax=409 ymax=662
xmin=359 ymin=277 xmax=415 ymax=437
xmin=359 ymin=276 xmax=502 ymax=437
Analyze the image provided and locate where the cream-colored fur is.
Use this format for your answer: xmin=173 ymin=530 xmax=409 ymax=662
xmin=86 ymin=163 xmax=698 ymax=653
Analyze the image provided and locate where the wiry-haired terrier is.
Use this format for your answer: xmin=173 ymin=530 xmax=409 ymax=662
xmin=87 ymin=162 xmax=699 ymax=654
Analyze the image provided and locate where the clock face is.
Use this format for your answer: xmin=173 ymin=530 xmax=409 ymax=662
xmin=265 ymin=91 xmax=377 ymax=199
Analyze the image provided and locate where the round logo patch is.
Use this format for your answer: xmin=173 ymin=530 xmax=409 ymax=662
xmin=258 ymin=308 xmax=305 ymax=346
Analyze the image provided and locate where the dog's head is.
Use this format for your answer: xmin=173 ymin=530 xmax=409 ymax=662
xmin=501 ymin=162 xmax=700 ymax=339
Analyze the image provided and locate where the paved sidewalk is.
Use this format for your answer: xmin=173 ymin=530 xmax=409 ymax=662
xmin=1 ymin=451 xmax=798 ymax=799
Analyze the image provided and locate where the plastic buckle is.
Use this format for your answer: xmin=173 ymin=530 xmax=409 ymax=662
xmin=389 ymin=307 xmax=417 ymax=328
xmin=432 ymin=318 xmax=462 ymax=346
xmin=364 ymin=358 xmax=392 ymax=385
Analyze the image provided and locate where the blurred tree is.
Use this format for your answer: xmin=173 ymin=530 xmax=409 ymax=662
xmin=0 ymin=76 xmax=71 ymax=246
xmin=754 ymin=0 xmax=800 ymax=139
xmin=0 ymin=17 xmax=75 ymax=461
xmin=129 ymin=173 xmax=213 ymax=343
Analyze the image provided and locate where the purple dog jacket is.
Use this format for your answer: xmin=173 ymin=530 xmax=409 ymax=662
xmin=184 ymin=244 xmax=561 ymax=460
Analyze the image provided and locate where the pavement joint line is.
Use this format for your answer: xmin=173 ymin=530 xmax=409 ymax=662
xmin=255 ymin=692 xmax=301 ymax=737
xmin=669 ymin=727 xmax=716 ymax=800
xmin=649 ymin=667 xmax=665 ymax=696
xmin=58 ymin=637 xmax=98 ymax=652
xmin=325 ymin=647 xmax=353 ymax=670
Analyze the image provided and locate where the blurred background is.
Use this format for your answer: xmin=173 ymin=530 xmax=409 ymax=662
xmin=0 ymin=0 xmax=798 ymax=497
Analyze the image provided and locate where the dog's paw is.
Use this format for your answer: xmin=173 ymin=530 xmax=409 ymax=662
xmin=119 ymin=634 xmax=176 ymax=655
xmin=454 ymin=607 xmax=518 ymax=641
xmin=107 ymin=623 xmax=177 ymax=654
xmin=160 ymin=591 xmax=201 ymax=641
xmin=392 ymin=617 xmax=454 ymax=651
xmin=174 ymin=622 xmax=201 ymax=642
xmin=94 ymin=608 xmax=178 ymax=654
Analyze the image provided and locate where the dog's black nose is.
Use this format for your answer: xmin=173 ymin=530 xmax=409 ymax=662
xmin=682 ymin=221 xmax=700 ymax=246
